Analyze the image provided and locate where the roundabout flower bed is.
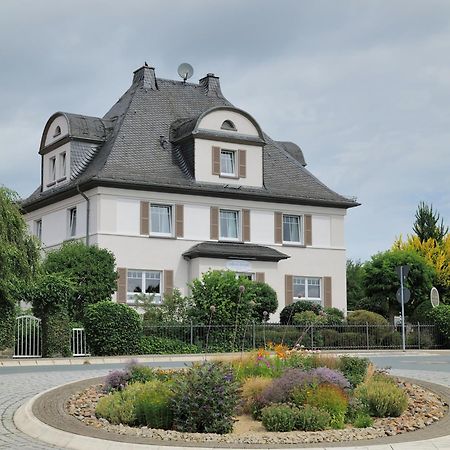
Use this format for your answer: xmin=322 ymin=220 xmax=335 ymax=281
xmin=66 ymin=349 xmax=448 ymax=445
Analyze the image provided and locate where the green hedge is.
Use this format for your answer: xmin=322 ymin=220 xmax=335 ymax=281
xmin=0 ymin=301 xmax=15 ymax=351
xmin=140 ymin=336 xmax=198 ymax=354
xmin=83 ymin=301 xmax=142 ymax=356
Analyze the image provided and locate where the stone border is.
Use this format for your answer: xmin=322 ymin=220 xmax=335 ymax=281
xmin=14 ymin=375 xmax=450 ymax=449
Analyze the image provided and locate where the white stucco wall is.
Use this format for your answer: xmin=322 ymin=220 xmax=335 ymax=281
xmin=43 ymin=115 xmax=69 ymax=146
xmin=197 ymin=110 xmax=259 ymax=136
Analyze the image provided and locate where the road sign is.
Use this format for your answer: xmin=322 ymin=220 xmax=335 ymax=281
xmin=396 ymin=287 xmax=411 ymax=304
xmin=431 ymin=287 xmax=440 ymax=308
xmin=396 ymin=265 xmax=410 ymax=281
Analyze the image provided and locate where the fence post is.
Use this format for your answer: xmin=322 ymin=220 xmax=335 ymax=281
xmin=366 ymin=322 xmax=370 ymax=350
xmin=190 ymin=321 xmax=193 ymax=346
xmin=310 ymin=325 xmax=314 ymax=350
xmin=417 ymin=322 xmax=421 ymax=350
xmin=252 ymin=321 xmax=256 ymax=349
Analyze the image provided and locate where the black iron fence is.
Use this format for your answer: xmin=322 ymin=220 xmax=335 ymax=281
xmin=142 ymin=322 xmax=444 ymax=352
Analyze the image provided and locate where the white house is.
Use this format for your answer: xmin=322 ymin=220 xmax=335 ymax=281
xmin=22 ymin=63 xmax=359 ymax=320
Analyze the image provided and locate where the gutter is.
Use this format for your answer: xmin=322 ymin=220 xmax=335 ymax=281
xmin=76 ymin=184 xmax=90 ymax=246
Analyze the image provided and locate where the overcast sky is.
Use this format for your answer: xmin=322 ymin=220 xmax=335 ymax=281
xmin=1 ymin=0 xmax=449 ymax=262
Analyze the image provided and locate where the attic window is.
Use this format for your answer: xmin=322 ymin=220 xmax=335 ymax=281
xmin=53 ymin=126 xmax=61 ymax=137
xmin=221 ymin=120 xmax=237 ymax=131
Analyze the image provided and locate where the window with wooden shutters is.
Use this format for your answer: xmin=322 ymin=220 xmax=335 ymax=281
xmin=304 ymin=214 xmax=312 ymax=246
xmin=238 ymin=150 xmax=246 ymax=178
xmin=164 ymin=270 xmax=174 ymax=296
xmin=210 ymin=206 xmax=219 ymax=240
xmin=323 ymin=276 xmax=332 ymax=308
xmin=175 ymin=204 xmax=184 ymax=238
xmin=127 ymin=270 xmax=162 ymax=304
xmin=285 ymin=274 xmax=293 ymax=306
xmin=140 ymin=201 xmax=149 ymax=235
xmin=117 ymin=267 xmax=127 ymax=304
xmin=292 ymin=276 xmax=323 ymax=306
xmin=212 ymin=146 xmax=220 ymax=175
xmin=255 ymin=272 xmax=265 ymax=283
xmin=274 ymin=212 xmax=282 ymax=243
xmin=242 ymin=209 xmax=250 ymax=242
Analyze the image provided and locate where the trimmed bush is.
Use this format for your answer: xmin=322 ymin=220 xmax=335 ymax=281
xmin=172 ymin=362 xmax=240 ymax=434
xmin=338 ymin=356 xmax=370 ymax=387
xmin=247 ymin=282 xmax=278 ymax=323
xmin=83 ymin=302 xmax=142 ymax=356
xmin=293 ymin=310 xmax=326 ymax=325
xmin=280 ymin=301 xmax=322 ymax=325
xmin=261 ymin=404 xmax=298 ymax=432
xmin=428 ymin=304 xmax=450 ymax=344
xmin=347 ymin=310 xmax=388 ymax=326
xmin=295 ymin=405 xmax=331 ymax=431
xmin=355 ymin=379 xmax=408 ymax=417
xmin=140 ymin=336 xmax=198 ymax=355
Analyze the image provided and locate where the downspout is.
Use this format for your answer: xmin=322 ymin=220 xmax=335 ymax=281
xmin=76 ymin=184 xmax=90 ymax=246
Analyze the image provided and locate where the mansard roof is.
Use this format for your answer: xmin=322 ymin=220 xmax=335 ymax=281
xmin=22 ymin=64 xmax=359 ymax=211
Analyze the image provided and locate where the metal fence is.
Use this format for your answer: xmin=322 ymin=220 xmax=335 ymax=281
xmin=71 ymin=328 xmax=89 ymax=357
xmin=142 ymin=322 xmax=444 ymax=351
xmin=14 ymin=315 xmax=42 ymax=358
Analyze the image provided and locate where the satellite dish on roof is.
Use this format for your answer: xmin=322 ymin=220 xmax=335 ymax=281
xmin=177 ymin=63 xmax=194 ymax=82
xmin=431 ymin=287 xmax=440 ymax=308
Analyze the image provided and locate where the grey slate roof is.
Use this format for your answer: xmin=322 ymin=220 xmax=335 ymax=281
xmin=22 ymin=65 xmax=359 ymax=211
xmin=182 ymin=242 xmax=290 ymax=262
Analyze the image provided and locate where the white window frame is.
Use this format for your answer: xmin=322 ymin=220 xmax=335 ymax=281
xmin=219 ymin=208 xmax=240 ymax=241
xmin=220 ymin=149 xmax=237 ymax=177
xmin=59 ymin=152 xmax=67 ymax=180
xmin=282 ymin=214 xmax=303 ymax=244
xmin=150 ymin=204 xmax=173 ymax=237
xmin=68 ymin=207 xmax=77 ymax=237
xmin=34 ymin=219 xmax=42 ymax=241
xmin=293 ymin=276 xmax=322 ymax=304
xmin=126 ymin=270 xmax=163 ymax=304
xmin=49 ymin=156 xmax=56 ymax=183
xmin=236 ymin=272 xmax=255 ymax=281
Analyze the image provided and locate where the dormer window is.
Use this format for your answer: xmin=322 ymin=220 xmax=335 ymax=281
xmin=53 ymin=126 xmax=61 ymax=137
xmin=220 ymin=150 xmax=236 ymax=176
xmin=220 ymin=120 xmax=237 ymax=131
xmin=49 ymin=157 xmax=56 ymax=182
xmin=59 ymin=152 xmax=66 ymax=180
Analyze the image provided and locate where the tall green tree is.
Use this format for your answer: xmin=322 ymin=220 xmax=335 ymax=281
xmin=363 ymin=249 xmax=436 ymax=323
xmin=413 ymin=201 xmax=448 ymax=243
xmin=346 ymin=259 xmax=366 ymax=311
xmin=42 ymin=241 xmax=117 ymax=321
xmin=0 ymin=187 xmax=40 ymax=350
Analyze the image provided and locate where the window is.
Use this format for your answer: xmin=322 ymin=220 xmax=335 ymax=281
xmin=283 ymin=214 xmax=303 ymax=243
xmin=127 ymin=270 xmax=162 ymax=303
xmin=49 ymin=157 xmax=56 ymax=182
xmin=150 ymin=204 xmax=172 ymax=236
xmin=236 ymin=272 xmax=255 ymax=281
xmin=220 ymin=209 xmax=240 ymax=240
xmin=34 ymin=219 xmax=42 ymax=241
xmin=221 ymin=120 xmax=237 ymax=131
xmin=293 ymin=276 xmax=321 ymax=303
xmin=59 ymin=152 xmax=66 ymax=179
xmin=68 ymin=207 xmax=77 ymax=237
xmin=53 ymin=126 xmax=61 ymax=137
xmin=220 ymin=150 xmax=236 ymax=176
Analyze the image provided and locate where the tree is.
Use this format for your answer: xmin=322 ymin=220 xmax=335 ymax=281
xmin=413 ymin=202 xmax=448 ymax=243
xmin=0 ymin=187 xmax=40 ymax=350
xmin=246 ymin=281 xmax=278 ymax=322
xmin=42 ymin=241 xmax=117 ymax=321
xmin=346 ymin=259 xmax=366 ymax=311
xmin=363 ymin=249 xmax=436 ymax=323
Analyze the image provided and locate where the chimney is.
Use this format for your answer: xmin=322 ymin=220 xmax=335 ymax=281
xmin=199 ymin=73 xmax=223 ymax=97
xmin=132 ymin=62 xmax=157 ymax=90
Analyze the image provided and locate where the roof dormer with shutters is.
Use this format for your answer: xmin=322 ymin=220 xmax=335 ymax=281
xmin=170 ymin=97 xmax=265 ymax=187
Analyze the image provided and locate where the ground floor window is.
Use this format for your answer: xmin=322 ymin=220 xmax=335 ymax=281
xmin=127 ymin=270 xmax=162 ymax=304
xmin=236 ymin=272 xmax=255 ymax=281
xmin=293 ymin=276 xmax=322 ymax=304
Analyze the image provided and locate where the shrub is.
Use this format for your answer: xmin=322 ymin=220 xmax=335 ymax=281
xmin=410 ymin=300 xmax=433 ymax=323
xmin=232 ymin=351 xmax=283 ymax=380
xmin=241 ymin=376 xmax=273 ymax=414
xmin=320 ymin=329 xmax=341 ymax=347
xmin=246 ymin=282 xmax=278 ymax=322
xmin=280 ymin=301 xmax=322 ymax=325
xmin=304 ymin=384 xmax=348 ymax=429
xmin=0 ymin=302 xmax=15 ymax=351
xmin=127 ymin=364 xmax=156 ymax=384
xmin=295 ymin=405 xmax=331 ymax=431
xmin=104 ymin=369 xmax=131 ymax=392
xmin=352 ymin=413 xmax=374 ymax=428
xmin=347 ymin=310 xmax=389 ymax=326
xmin=338 ymin=356 xmax=370 ymax=387
xmin=172 ymin=362 xmax=240 ymax=434
xmin=293 ymin=310 xmax=326 ymax=325
xmin=308 ymin=367 xmax=350 ymax=390
xmin=355 ymin=379 xmax=408 ymax=417
xmin=83 ymin=302 xmax=142 ymax=356
xmin=261 ymin=404 xmax=298 ymax=432
xmin=310 ymin=354 xmax=340 ymax=370
xmin=380 ymin=331 xmax=402 ymax=347
xmin=428 ymin=304 xmax=450 ymax=344
xmin=140 ymin=336 xmax=198 ymax=355
xmin=134 ymin=380 xmax=174 ymax=429
xmin=323 ymin=307 xmax=345 ymax=324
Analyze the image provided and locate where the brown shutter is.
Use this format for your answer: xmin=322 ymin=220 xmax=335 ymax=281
xmin=242 ymin=209 xmax=250 ymax=242
xmin=274 ymin=211 xmax=282 ymax=243
xmin=324 ymin=276 xmax=332 ymax=308
xmin=304 ymin=214 xmax=312 ymax=246
xmin=238 ymin=150 xmax=246 ymax=178
xmin=140 ymin=201 xmax=149 ymax=235
xmin=164 ymin=270 xmax=174 ymax=296
xmin=117 ymin=267 xmax=127 ymax=304
xmin=285 ymin=275 xmax=293 ymax=306
xmin=175 ymin=204 xmax=184 ymax=238
xmin=255 ymin=272 xmax=265 ymax=283
xmin=210 ymin=207 xmax=219 ymax=240
xmin=212 ymin=146 xmax=220 ymax=175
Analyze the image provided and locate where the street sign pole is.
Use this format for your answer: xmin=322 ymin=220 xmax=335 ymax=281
xmin=400 ymin=266 xmax=406 ymax=352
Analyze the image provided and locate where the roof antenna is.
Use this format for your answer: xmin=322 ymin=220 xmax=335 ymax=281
xmin=177 ymin=63 xmax=194 ymax=83
xmin=144 ymin=61 xmax=148 ymax=67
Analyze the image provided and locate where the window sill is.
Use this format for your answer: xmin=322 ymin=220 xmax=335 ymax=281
xmin=57 ymin=176 xmax=67 ymax=183
xmin=219 ymin=174 xmax=239 ymax=179
xmin=282 ymin=242 xmax=306 ymax=248
xmin=218 ymin=238 xmax=242 ymax=243
xmin=149 ymin=233 xmax=176 ymax=240
xmin=46 ymin=181 xmax=56 ymax=187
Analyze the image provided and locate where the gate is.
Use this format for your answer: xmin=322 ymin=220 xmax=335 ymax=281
xmin=71 ymin=328 xmax=89 ymax=356
xmin=14 ymin=315 xmax=42 ymax=358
